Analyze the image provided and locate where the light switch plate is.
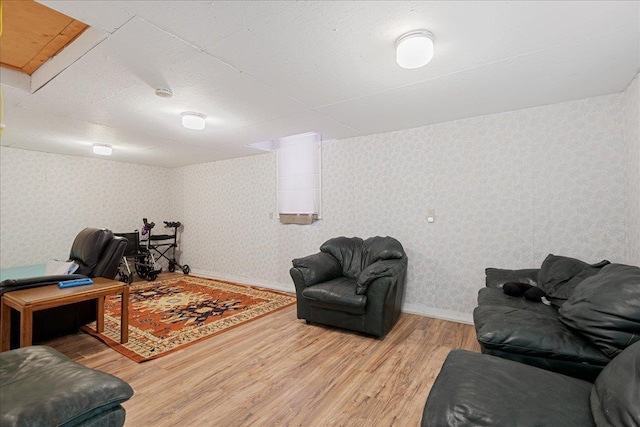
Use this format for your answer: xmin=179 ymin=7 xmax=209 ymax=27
xmin=427 ymin=208 xmax=435 ymax=223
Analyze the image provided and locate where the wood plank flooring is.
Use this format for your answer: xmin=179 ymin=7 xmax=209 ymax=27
xmin=44 ymin=274 xmax=480 ymax=427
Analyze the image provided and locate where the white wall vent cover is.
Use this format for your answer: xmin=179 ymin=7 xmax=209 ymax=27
xmin=277 ymin=132 xmax=321 ymax=225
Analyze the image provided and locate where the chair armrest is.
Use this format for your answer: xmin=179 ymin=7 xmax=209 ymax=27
xmin=291 ymin=252 xmax=342 ymax=287
xmin=0 ymin=274 xmax=88 ymax=296
xmin=357 ymin=257 xmax=408 ymax=295
xmin=93 ymin=236 xmax=128 ymax=279
xmin=485 ymin=268 xmax=539 ymax=288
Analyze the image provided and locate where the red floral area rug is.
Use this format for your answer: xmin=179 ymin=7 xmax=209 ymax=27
xmin=82 ymin=276 xmax=296 ymax=362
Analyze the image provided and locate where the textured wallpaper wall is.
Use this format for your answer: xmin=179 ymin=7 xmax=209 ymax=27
xmin=623 ymin=73 xmax=640 ymax=264
xmin=1 ymin=90 xmax=634 ymax=322
xmin=169 ymin=156 xmax=282 ymax=285
xmin=0 ymin=147 xmax=176 ymax=267
xmin=176 ymin=92 xmax=630 ymax=322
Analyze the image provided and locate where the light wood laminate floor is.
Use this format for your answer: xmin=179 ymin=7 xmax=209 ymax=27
xmin=44 ymin=274 xmax=480 ymax=427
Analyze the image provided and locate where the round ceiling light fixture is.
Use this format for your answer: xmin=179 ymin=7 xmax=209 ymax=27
xmin=181 ymin=112 xmax=206 ymax=130
xmin=93 ymin=144 xmax=112 ymax=156
xmin=395 ymin=30 xmax=434 ymax=69
xmin=155 ymin=88 xmax=174 ymax=98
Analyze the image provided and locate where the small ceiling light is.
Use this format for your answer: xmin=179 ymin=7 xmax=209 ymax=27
xmin=395 ymin=30 xmax=434 ymax=69
xmin=93 ymin=144 xmax=112 ymax=156
xmin=181 ymin=112 xmax=206 ymax=130
xmin=155 ymin=88 xmax=174 ymax=98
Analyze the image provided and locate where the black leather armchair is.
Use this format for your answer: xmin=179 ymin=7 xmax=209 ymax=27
xmin=421 ymin=342 xmax=640 ymax=427
xmin=290 ymin=236 xmax=407 ymax=338
xmin=0 ymin=228 xmax=128 ymax=346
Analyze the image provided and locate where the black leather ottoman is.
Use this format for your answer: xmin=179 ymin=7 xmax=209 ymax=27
xmin=0 ymin=346 xmax=134 ymax=427
xmin=421 ymin=342 xmax=640 ymax=427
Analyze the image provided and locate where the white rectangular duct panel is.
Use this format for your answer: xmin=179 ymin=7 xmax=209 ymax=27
xmin=277 ymin=132 xmax=321 ymax=224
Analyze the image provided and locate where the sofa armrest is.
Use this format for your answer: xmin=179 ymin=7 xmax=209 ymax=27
xmin=485 ymin=268 xmax=539 ymax=288
xmin=290 ymin=252 xmax=342 ymax=288
xmin=357 ymin=257 xmax=407 ymax=295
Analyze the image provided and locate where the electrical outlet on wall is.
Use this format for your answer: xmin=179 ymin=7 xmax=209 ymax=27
xmin=427 ymin=208 xmax=435 ymax=223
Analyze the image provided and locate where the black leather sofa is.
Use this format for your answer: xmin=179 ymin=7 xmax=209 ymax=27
xmin=0 ymin=345 xmax=134 ymax=427
xmin=290 ymin=236 xmax=407 ymax=338
xmin=421 ymin=341 xmax=640 ymax=427
xmin=473 ymin=254 xmax=640 ymax=381
xmin=0 ymin=228 xmax=127 ymax=346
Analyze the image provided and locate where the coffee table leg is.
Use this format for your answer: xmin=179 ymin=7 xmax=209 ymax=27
xmin=121 ymin=286 xmax=129 ymax=343
xmin=97 ymin=296 xmax=105 ymax=333
xmin=20 ymin=307 xmax=33 ymax=348
xmin=1 ymin=298 xmax=11 ymax=351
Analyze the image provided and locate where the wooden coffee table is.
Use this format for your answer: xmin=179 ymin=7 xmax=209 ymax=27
xmin=0 ymin=277 xmax=129 ymax=351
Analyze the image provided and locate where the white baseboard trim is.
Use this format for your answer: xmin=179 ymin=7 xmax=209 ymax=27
xmin=190 ymin=269 xmax=295 ymax=294
xmin=401 ymin=303 xmax=474 ymax=325
xmin=189 ymin=269 xmax=473 ymax=325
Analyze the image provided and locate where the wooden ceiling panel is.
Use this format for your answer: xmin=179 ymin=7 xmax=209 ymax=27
xmin=0 ymin=0 xmax=88 ymax=75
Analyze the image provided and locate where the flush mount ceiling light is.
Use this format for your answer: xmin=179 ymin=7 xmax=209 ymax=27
xmin=155 ymin=88 xmax=174 ymax=98
xmin=93 ymin=144 xmax=112 ymax=156
xmin=395 ymin=30 xmax=434 ymax=69
xmin=181 ymin=112 xmax=206 ymax=130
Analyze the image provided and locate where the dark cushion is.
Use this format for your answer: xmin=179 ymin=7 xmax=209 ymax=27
xmin=301 ymin=277 xmax=366 ymax=315
xmin=320 ymin=237 xmax=364 ymax=278
xmin=477 ymin=288 xmax=555 ymax=314
xmin=485 ymin=268 xmax=539 ymax=288
xmin=500 ymin=281 xmax=551 ymax=302
xmin=537 ymin=254 xmax=610 ymax=303
xmin=590 ymin=342 xmax=640 ymax=427
xmin=537 ymin=254 xmax=591 ymax=294
xmin=292 ymin=252 xmax=342 ymax=286
xmin=0 ymin=346 xmax=133 ymax=427
xmin=474 ymin=305 xmax=610 ymax=365
xmin=421 ymin=350 xmax=595 ymax=427
xmin=559 ymin=263 xmax=640 ymax=357
xmin=68 ymin=228 xmax=113 ymax=275
xmin=524 ymin=286 xmax=547 ymax=302
xmin=546 ymin=266 xmax=603 ymax=308
xmin=502 ymin=282 xmax=532 ymax=297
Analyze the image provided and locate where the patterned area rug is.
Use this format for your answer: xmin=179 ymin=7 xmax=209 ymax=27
xmin=82 ymin=276 xmax=296 ymax=362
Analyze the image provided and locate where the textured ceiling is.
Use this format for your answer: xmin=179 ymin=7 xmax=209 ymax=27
xmin=1 ymin=1 xmax=638 ymax=167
